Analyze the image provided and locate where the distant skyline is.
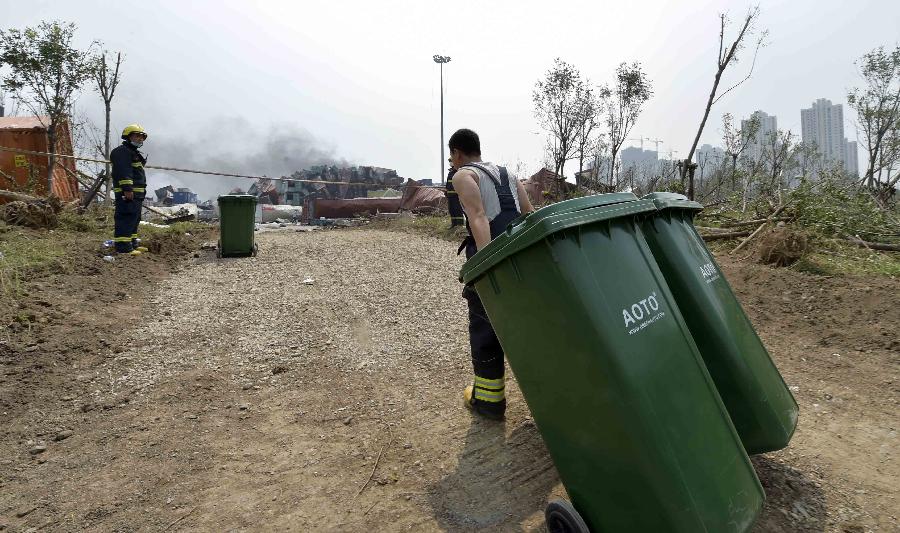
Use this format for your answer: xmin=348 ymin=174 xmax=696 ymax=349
xmin=2 ymin=0 xmax=896 ymax=198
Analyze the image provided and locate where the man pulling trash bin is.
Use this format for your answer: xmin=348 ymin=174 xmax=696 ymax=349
xmin=449 ymin=128 xmax=534 ymax=420
xmin=110 ymin=124 xmax=149 ymax=255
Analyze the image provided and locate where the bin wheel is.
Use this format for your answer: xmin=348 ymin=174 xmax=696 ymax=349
xmin=251 ymin=243 xmax=258 ymax=257
xmin=545 ymin=499 xmax=590 ymax=533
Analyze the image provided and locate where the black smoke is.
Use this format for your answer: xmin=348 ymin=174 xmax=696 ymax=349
xmin=144 ymin=117 xmax=349 ymax=201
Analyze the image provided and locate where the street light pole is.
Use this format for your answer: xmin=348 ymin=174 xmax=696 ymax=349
xmin=433 ymin=54 xmax=451 ymax=185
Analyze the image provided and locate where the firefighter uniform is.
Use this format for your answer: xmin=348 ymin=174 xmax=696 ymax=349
xmin=110 ymin=127 xmax=148 ymax=253
xmin=458 ymin=162 xmax=521 ymax=420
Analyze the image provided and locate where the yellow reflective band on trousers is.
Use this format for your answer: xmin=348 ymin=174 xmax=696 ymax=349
xmin=131 ymin=234 xmax=139 ymax=238
xmin=113 ymin=236 xmax=132 ymax=242
xmin=474 ymin=376 xmax=504 ymax=391
xmin=446 ymin=190 xmax=458 ymax=195
xmin=133 ymin=187 xmax=145 ymax=192
xmin=473 ymin=375 xmax=505 ymax=402
xmin=473 ymin=388 xmax=505 ymax=402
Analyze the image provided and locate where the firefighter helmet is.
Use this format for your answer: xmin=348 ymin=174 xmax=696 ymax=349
xmin=121 ymin=124 xmax=148 ymax=140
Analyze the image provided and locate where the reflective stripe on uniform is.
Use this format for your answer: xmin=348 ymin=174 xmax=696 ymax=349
xmin=473 ymin=388 xmax=505 ymax=402
xmin=131 ymin=162 xmax=143 ymax=168
xmin=114 ymin=236 xmax=132 ymax=242
xmin=131 ymin=234 xmax=139 ymax=238
xmin=113 ymin=187 xmax=122 ymax=192
xmin=119 ymin=179 xmax=134 ymax=185
xmin=446 ymin=190 xmax=457 ymax=195
xmin=133 ymin=187 xmax=145 ymax=192
xmin=474 ymin=376 xmax=504 ymax=391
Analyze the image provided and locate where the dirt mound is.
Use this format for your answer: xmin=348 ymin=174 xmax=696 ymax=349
xmin=143 ymin=229 xmax=201 ymax=256
xmin=1 ymin=199 xmax=60 ymax=229
xmin=758 ymin=226 xmax=810 ymax=267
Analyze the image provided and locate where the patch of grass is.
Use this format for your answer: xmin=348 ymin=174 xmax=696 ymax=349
xmin=0 ymin=225 xmax=72 ymax=302
xmin=791 ymin=242 xmax=900 ymax=278
xmin=370 ymin=215 xmax=467 ymax=243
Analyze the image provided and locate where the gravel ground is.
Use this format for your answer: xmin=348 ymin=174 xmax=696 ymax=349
xmin=1 ymin=227 xmax=896 ymax=532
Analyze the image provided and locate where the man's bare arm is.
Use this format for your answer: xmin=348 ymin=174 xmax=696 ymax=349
xmin=515 ymin=179 xmax=535 ymax=214
xmin=453 ymin=169 xmax=491 ymax=251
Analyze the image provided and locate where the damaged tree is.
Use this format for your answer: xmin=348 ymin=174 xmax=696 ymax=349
xmin=94 ymin=49 xmax=124 ymax=197
xmin=682 ymin=7 xmax=767 ymax=199
xmin=847 ymin=44 xmax=900 ymax=201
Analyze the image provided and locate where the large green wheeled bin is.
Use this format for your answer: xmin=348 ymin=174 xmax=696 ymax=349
xmin=217 ymin=194 xmax=258 ymax=258
xmin=639 ymin=192 xmax=798 ymax=454
xmin=460 ymin=195 xmax=763 ymax=533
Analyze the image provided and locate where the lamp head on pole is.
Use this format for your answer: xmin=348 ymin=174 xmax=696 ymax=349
xmin=433 ymin=55 xmax=451 ymax=64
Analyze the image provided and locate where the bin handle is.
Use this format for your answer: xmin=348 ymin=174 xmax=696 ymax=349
xmin=505 ymin=212 xmax=531 ymax=235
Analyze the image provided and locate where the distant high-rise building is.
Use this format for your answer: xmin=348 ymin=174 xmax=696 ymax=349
xmin=800 ymin=98 xmax=858 ymax=176
xmin=742 ymin=110 xmax=778 ymax=161
xmin=696 ymin=144 xmax=725 ymax=166
xmin=620 ymin=146 xmax=658 ymax=169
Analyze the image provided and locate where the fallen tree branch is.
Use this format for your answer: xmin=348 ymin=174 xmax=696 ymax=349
xmin=844 ymin=236 xmax=900 ymax=252
xmin=720 ymin=217 xmax=791 ymax=227
xmin=700 ymin=230 xmax=752 ymax=241
xmin=0 ymin=188 xmax=42 ymax=203
xmin=730 ymin=204 xmax=789 ymax=255
xmin=730 ymin=223 xmax=768 ymax=254
xmin=695 ymin=225 xmax=740 ymax=233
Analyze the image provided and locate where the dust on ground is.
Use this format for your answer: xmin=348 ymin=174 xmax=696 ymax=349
xmin=1 ymin=228 xmax=897 ymax=532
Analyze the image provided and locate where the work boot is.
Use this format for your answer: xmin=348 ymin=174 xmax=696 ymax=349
xmin=128 ymin=249 xmax=142 ymax=256
xmin=134 ymin=246 xmax=149 ymax=253
xmin=464 ymin=384 xmax=506 ymax=421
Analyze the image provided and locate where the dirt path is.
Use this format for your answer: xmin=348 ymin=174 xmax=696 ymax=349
xmin=1 ymin=228 xmax=897 ymax=532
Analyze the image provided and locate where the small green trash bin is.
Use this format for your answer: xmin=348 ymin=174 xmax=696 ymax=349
xmin=639 ymin=192 xmax=798 ymax=454
xmin=460 ymin=195 xmax=763 ymax=532
xmin=217 ymin=194 xmax=258 ymax=258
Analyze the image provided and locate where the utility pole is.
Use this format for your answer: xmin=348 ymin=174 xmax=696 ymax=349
xmin=433 ymin=54 xmax=451 ymax=185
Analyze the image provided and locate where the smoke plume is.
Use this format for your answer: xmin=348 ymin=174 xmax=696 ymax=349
xmin=144 ymin=117 xmax=349 ymax=201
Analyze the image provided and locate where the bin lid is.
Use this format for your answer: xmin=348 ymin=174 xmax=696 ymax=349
xmin=460 ymin=198 xmax=656 ymax=284
xmin=498 ymin=192 xmax=638 ymax=242
xmin=217 ymin=194 xmax=258 ymax=205
xmin=642 ymin=192 xmax=703 ymax=211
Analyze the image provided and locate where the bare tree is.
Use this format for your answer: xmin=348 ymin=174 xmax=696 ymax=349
xmin=603 ymin=62 xmax=653 ymax=188
xmin=848 ymin=44 xmax=900 ymax=197
xmin=0 ymin=21 xmax=97 ymax=194
xmin=760 ymin=129 xmax=796 ymax=199
xmin=682 ymin=6 xmax=767 ymax=199
xmin=94 ymin=49 xmax=124 ymax=195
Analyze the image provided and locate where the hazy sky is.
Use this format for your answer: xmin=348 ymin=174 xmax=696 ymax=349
xmin=3 ymin=0 xmax=898 ymax=199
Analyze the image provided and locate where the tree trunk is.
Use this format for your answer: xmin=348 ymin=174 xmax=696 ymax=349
xmin=46 ymin=127 xmax=57 ymax=197
xmin=104 ymin=102 xmax=112 ymax=198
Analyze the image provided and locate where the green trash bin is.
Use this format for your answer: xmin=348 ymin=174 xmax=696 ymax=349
xmin=217 ymin=194 xmax=258 ymax=258
xmin=460 ymin=196 xmax=763 ymax=532
xmin=639 ymin=193 xmax=798 ymax=454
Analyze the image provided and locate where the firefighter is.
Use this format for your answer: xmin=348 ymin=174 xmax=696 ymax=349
xmin=445 ymin=165 xmax=465 ymax=227
xmin=110 ymin=124 xmax=149 ymax=255
xmin=450 ymin=128 xmax=534 ymax=420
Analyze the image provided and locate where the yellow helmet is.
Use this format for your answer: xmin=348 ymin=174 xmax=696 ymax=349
xmin=121 ymin=124 xmax=148 ymax=140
